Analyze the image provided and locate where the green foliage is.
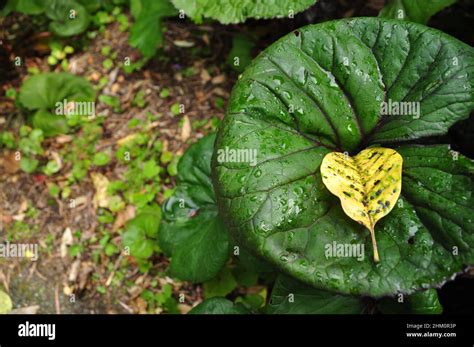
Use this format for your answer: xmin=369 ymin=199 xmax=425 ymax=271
xmin=92 ymin=152 xmax=111 ymax=166
xmin=142 ymin=159 xmax=160 ymax=179
xmin=268 ymin=275 xmax=443 ymax=314
xmin=31 ymin=109 xmax=70 ymax=137
xmin=159 ymin=134 xmax=230 ymax=283
xmin=170 ymin=103 xmax=181 ymax=116
xmin=43 ymin=160 xmax=61 ymax=176
xmin=18 ymin=128 xmax=44 ymax=156
xmin=129 ymin=0 xmax=177 ymax=58
xmin=18 ymin=72 xmax=96 ymax=137
xmin=268 ymin=275 xmax=367 ymax=314
xmin=20 ymin=157 xmax=39 ymax=173
xmin=49 ymin=184 xmax=61 ymax=197
xmin=159 ymin=88 xmax=170 ymax=98
xmin=227 ymin=33 xmax=255 ymax=73
xmin=132 ymin=90 xmax=146 ymax=108
xmin=189 ymin=297 xmax=250 ymax=314
xmin=378 ymin=289 xmax=443 ymax=314
xmin=203 ymin=268 xmax=238 ymax=299
xmin=19 ymin=72 xmax=95 ymax=110
xmin=3 ymin=0 xmax=92 ymax=36
xmin=379 ymin=0 xmax=456 ymax=24
xmin=1 ymin=0 xmax=46 ymax=16
xmin=16 ymin=128 xmax=44 ymax=173
xmin=64 ymin=119 xmax=103 ymax=182
xmin=172 ymin=0 xmax=317 ymax=24
xmin=99 ymin=94 xmax=121 ymax=112
xmin=141 ymin=284 xmax=179 ymax=313
xmin=48 ymin=42 xmax=75 ymax=68
xmin=46 ymin=0 xmax=91 ymax=37
xmin=122 ymin=205 xmax=162 ymax=259
xmin=212 ymin=18 xmax=474 ymax=297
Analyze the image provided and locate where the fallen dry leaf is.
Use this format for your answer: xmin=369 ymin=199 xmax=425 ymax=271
xmin=116 ymin=133 xmax=139 ymax=146
xmin=1 ymin=152 xmax=20 ymax=174
xmin=211 ymin=74 xmax=226 ymax=85
xmin=113 ymin=205 xmax=135 ymax=231
xmin=63 ymin=284 xmax=74 ymax=296
xmin=202 ymin=33 xmax=210 ymax=45
xmin=78 ymin=262 xmax=94 ymax=290
xmin=133 ymin=297 xmax=148 ymax=314
xmin=91 ymin=172 xmax=110 ymax=209
xmin=181 ymin=115 xmax=192 ymax=142
xmin=173 ymin=40 xmax=195 ymax=48
xmin=13 ymin=199 xmax=28 ymax=221
xmin=56 ymin=135 xmax=73 ymax=144
xmin=178 ymin=304 xmax=192 ymax=314
xmin=68 ymin=259 xmax=81 ymax=282
xmin=200 ymin=69 xmax=211 ymax=83
xmin=74 ymin=195 xmax=88 ymax=208
xmin=60 ymin=227 xmax=73 ymax=258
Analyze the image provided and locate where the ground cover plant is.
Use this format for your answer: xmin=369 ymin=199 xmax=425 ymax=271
xmin=0 ymin=0 xmax=473 ymax=317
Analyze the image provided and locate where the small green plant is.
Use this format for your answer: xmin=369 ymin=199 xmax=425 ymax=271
xmin=122 ymin=205 xmax=162 ymax=272
xmin=2 ymin=0 xmax=92 ymax=37
xmin=47 ymin=41 xmax=74 ymax=70
xmin=18 ymin=72 xmax=96 ymax=137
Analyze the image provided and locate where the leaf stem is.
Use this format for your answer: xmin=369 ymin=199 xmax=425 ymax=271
xmin=369 ymin=226 xmax=380 ymax=263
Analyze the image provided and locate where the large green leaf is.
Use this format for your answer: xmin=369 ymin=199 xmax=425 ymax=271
xmin=212 ymin=18 xmax=474 ymax=297
xmin=129 ymin=0 xmax=177 ymax=58
xmin=268 ymin=275 xmax=443 ymax=314
xmin=268 ymin=275 xmax=367 ymax=314
xmin=159 ymin=134 xmax=231 ymax=283
xmin=379 ymin=0 xmax=456 ymax=24
xmin=171 ymin=0 xmax=317 ymax=24
xmin=397 ymin=145 xmax=474 ymax=265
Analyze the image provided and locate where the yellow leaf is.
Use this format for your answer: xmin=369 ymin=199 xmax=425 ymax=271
xmin=91 ymin=172 xmax=111 ymax=209
xmin=320 ymin=147 xmax=403 ymax=262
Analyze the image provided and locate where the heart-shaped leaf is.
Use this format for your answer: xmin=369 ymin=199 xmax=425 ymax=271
xmin=46 ymin=0 xmax=90 ymax=37
xmin=19 ymin=72 xmax=96 ymax=111
xmin=122 ymin=205 xmax=161 ymax=259
xmin=18 ymin=72 xmax=95 ymax=136
xmin=159 ymin=134 xmax=231 ymax=283
xmin=212 ymin=18 xmax=474 ymax=297
xmin=321 ymin=147 xmax=403 ymax=262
